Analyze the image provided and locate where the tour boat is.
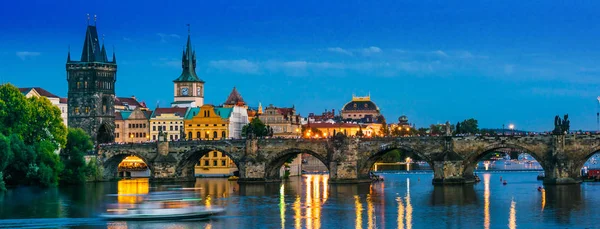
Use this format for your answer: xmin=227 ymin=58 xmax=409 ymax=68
xmin=100 ymin=191 xmax=225 ymax=220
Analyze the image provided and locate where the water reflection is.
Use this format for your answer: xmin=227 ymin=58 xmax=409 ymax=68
xmin=508 ymin=199 xmax=516 ymax=229
xmin=543 ymin=185 xmax=584 ymax=224
xmin=354 ymin=195 xmax=363 ymax=229
xmin=117 ymin=178 xmax=149 ymax=204
xmin=430 ymin=185 xmax=477 ymax=206
xmin=483 ymin=173 xmax=490 ymax=229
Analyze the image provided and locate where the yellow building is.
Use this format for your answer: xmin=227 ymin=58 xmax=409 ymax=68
xmin=184 ymin=104 xmax=235 ymax=176
xmin=184 ymin=104 xmax=231 ymax=140
xmin=304 ymin=123 xmax=362 ymax=137
xmin=341 ymin=94 xmax=382 ymax=122
xmin=149 ymin=107 xmax=188 ymax=141
xmin=115 ymin=107 xmax=151 ymax=143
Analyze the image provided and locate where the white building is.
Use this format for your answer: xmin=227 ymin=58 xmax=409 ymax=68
xmin=19 ymin=87 xmax=68 ymax=127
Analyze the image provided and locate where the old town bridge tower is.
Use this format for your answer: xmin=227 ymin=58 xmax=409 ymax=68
xmin=66 ymin=20 xmax=117 ymax=144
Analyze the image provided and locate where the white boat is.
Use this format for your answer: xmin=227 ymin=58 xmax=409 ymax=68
xmin=100 ymin=191 xmax=225 ymax=220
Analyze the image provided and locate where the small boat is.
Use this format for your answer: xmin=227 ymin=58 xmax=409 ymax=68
xmin=100 ymin=191 xmax=224 ymax=220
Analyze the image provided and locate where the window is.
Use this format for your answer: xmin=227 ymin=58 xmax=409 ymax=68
xmin=189 ymin=132 xmax=192 ymax=139
xmin=135 ymin=133 xmax=139 ymax=138
xmin=116 ymin=124 xmax=119 ymax=128
xmin=214 ymin=124 xmax=217 ymax=127
xmin=84 ymin=81 xmax=88 ymax=88
xmin=175 ymin=126 xmax=178 ymax=131
xmin=153 ymin=135 xmax=156 ymax=140
xmin=213 ymin=151 xmax=218 ymax=157
xmin=213 ymin=160 xmax=217 ymax=166
xmin=204 ymin=160 xmax=209 ymax=166
xmin=170 ymin=126 xmax=173 ymax=131
xmin=143 ymin=124 xmax=146 ymax=128
xmin=153 ymin=126 xmax=156 ymax=131
xmin=170 ymin=135 xmax=173 ymax=140
xmin=163 ymin=126 xmax=166 ymax=131
xmin=74 ymin=107 xmax=79 ymax=113
xmin=196 ymin=132 xmax=200 ymax=139
xmin=222 ymin=131 xmax=226 ymax=138
xmin=77 ymin=82 xmax=81 ymax=89
xmin=116 ymin=133 xmax=119 ymax=138
xmin=85 ymin=107 xmax=89 ymax=113
xmin=213 ymin=131 xmax=217 ymax=139
xmin=129 ymin=124 xmax=132 ymax=128
xmin=175 ymin=135 xmax=178 ymax=140
xmin=205 ymin=132 xmax=209 ymax=139
xmin=221 ymin=160 xmax=226 ymax=166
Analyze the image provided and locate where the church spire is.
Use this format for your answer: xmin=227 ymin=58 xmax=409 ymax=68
xmin=173 ymin=24 xmax=203 ymax=83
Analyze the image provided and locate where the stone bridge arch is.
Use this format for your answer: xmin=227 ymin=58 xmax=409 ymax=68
xmin=175 ymin=145 xmax=243 ymax=181
xmin=264 ymin=148 xmax=330 ymax=180
xmin=574 ymin=146 xmax=600 ymax=172
xmin=462 ymin=142 xmax=548 ymax=176
xmin=358 ymin=143 xmax=433 ymax=179
xmin=101 ymin=150 xmax=154 ymax=180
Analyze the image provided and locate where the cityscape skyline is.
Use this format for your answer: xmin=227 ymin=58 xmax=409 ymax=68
xmin=2 ymin=0 xmax=600 ymax=131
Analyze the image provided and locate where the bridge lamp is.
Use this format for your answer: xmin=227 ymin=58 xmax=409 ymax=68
xmin=509 ymin=124 xmax=515 ymax=135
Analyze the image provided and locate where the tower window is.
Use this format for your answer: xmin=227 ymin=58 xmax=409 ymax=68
xmin=84 ymin=82 xmax=88 ymax=89
xmin=85 ymin=107 xmax=90 ymax=113
xmin=77 ymin=82 xmax=81 ymax=89
xmin=74 ymin=107 xmax=79 ymax=113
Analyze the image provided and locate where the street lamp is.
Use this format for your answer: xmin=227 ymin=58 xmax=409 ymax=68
xmin=129 ymin=133 xmax=134 ymax=143
xmin=509 ymin=124 xmax=515 ymax=135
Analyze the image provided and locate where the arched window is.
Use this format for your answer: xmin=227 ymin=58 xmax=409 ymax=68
xmin=189 ymin=132 xmax=193 ymax=140
xmin=102 ymin=97 xmax=108 ymax=114
xmin=196 ymin=132 xmax=201 ymax=139
xmin=205 ymin=132 xmax=209 ymax=139
xmin=221 ymin=131 xmax=226 ymax=138
xmin=213 ymin=131 xmax=217 ymax=139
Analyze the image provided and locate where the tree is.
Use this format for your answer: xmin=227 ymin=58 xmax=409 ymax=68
xmin=0 ymin=133 xmax=11 ymax=191
xmin=460 ymin=118 xmax=479 ymax=134
xmin=241 ymin=118 xmax=269 ymax=138
xmin=381 ymin=120 xmax=390 ymax=136
xmin=60 ymin=128 xmax=93 ymax=184
xmin=456 ymin=122 xmax=461 ymax=134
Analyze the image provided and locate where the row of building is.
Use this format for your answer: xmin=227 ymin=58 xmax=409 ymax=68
xmin=15 ymin=20 xmax=415 ymax=177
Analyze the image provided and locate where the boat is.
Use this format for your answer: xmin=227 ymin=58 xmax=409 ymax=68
xmin=100 ymin=191 xmax=225 ymax=220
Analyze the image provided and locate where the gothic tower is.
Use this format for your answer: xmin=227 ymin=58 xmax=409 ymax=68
xmin=66 ymin=19 xmax=117 ymax=144
xmin=171 ymin=28 xmax=205 ymax=108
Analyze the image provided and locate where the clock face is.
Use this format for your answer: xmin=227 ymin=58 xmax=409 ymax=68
xmin=197 ymin=87 xmax=202 ymax=96
xmin=181 ymin=87 xmax=188 ymax=96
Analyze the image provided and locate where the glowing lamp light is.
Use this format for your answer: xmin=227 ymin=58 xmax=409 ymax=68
xmin=509 ymin=124 xmax=515 ymax=130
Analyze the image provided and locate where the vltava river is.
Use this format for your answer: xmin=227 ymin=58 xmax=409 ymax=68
xmin=0 ymin=172 xmax=599 ymax=228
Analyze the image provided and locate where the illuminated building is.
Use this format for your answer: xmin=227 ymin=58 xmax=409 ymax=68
xmin=341 ymin=94 xmax=383 ymax=123
xmin=149 ymin=107 xmax=187 ymax=141
xmin=221 ymin=87 xmax=250 ymax=138
xmin=259 ymin=104 xmax=302 ymax=138
xmin=184 ymin=105 xmax=236 ymax=176
xmin=304 ymin=122 xmax=361 ymax=137
xmin=114 ymin=107 xmax=151 ymax=143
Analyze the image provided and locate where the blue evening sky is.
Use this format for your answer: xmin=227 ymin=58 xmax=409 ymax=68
xmin=1 ymin=0 xmax=599 ymax=131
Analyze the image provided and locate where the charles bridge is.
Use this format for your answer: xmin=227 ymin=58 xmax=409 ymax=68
xmin=97 ymin=132 xmax=600 ymax=185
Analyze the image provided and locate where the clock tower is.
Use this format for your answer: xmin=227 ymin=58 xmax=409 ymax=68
xmin=172 ymin=28 xmax=205 ymax=108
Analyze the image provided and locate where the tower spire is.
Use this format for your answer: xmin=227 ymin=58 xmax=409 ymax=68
xmin=112 ymin=45 xmax=116 ymax=63
xmin=67 ymin=45 xmax=71 ymax=62
xmin=94 ymin=15 xmax=97 ymax=26
xmin=87 ymin=14 xmax=90 ymax=25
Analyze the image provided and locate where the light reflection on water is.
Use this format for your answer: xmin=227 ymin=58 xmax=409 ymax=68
xmin=1 ymin=172 xmax=600 ymax=228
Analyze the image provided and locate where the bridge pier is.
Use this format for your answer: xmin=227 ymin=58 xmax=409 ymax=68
xmin=543 ymin=161 xmax=582 ymax=185
xmin=432 ymin=161 xmax=475 ymax=185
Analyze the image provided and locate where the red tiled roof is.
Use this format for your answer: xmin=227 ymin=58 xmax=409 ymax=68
xmin=115 ymin=96 xmax=147 ymax=108
xmin=18 ymin=87 xmax=60 ymax=98
xmin=276 ymin=108 xmax=295 ymax=115
xmin=151 ymin=107 xmax=188 ymax=118
xmin=59 ymin=98 xmax=68 ymax=104
xmin=223 ymin=87 xmax=245 ymax=106
xmin=304 ymin=123 xmax=360 ymax=128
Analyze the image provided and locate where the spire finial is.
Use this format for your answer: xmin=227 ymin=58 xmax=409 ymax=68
xmin=94 ymin=15 xmax=97 ymax=25
xmin=102 ymin=34 xmax=105 ymax=44
xmin=87 ymin=14 xmax=90 ymax=25
xmin=187 ymin=24 xmax=190 ymax=35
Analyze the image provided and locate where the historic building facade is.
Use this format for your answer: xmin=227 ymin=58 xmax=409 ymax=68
xmin=114 ymin=107 xmax=151 ymax=143
xmin=222 ymin=87 xmax=249 ymax=139
xmin=149 ymin=107 xmax=187 ymax=141
xmin=184 ymin=104 xmax=230 ymax=140
xmin=304 ymin=122 xmax=361 ymax=137
xmin=259 ymin=104 xmax=302 ymax=138
xmin=66 ymin=23 xmax=117 ymax=143
xmin=171 ymin=32 xmax=204 ymax=108
xmin=340 ymin=94 xmax=382 ymax=122
xmin=19 ymin=87 xmax=68 ymax=126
